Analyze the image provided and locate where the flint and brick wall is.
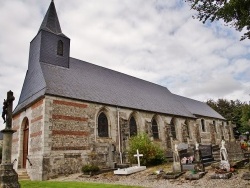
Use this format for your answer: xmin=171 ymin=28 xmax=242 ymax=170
xmin=12 ymin=95 xmax=231 ymax=180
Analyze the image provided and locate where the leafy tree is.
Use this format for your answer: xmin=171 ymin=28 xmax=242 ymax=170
xmin=206 ymin=99 xmax=250 ymax=134
xmin=127 ymin=133 xmax=165 ymax=166
xmin=207 ymin=99 xmax=242 ymax=126
xmin=185 ymin=0 xmax=250 ymax=40
xmin=240 ymin=104 xmax=250 ymax=133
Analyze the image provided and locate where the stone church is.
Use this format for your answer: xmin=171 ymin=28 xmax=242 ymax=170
xmin=11 ymin=1 xmax=234 ymax=180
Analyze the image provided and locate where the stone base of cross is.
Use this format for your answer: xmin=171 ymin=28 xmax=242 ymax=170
xmin=134 ymin=149 xmax=143 ymax=167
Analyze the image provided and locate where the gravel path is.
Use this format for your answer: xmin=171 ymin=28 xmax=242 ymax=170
xmin=51 ymin=166 xmax=250 ymax=188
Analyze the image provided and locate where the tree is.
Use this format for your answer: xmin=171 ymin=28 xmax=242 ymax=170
xmin=207 ymin=99 xmax=242 ymax=127
xmin=206 ymin=99 xmax=250 ymax=135
xmin=185 ymin=0 xmax=250 ymax=40
xmin=240 ymin=104 xmax=250 ymax=133
xmin=127 ymin=133 xmax=165 ymax=166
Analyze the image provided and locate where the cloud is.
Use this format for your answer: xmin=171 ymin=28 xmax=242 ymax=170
xmin=0 ymin=0 xmax=249 ymax=129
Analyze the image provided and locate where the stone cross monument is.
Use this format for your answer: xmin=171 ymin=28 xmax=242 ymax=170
xmin=0 ymin=91 xmax=20 ymax=188
xmin=172 ymin=144 xmax=182 ymax=172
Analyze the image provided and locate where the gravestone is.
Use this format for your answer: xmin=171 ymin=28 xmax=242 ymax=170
xmin=199 ymin=144 xmax=214 ymax=166
xmin=242 ymin=153 xmax=250 ymax=180
xmin=177 ymin=143 xmax=188 ymax=150
xmin=172 ymin=144 xmax=182 ymax=172
xmin=114 ymin=149 xmax=146 ymax=175
xmin=184 ymin=143 xmax=206 ymax=180
xmin=162 ymin=144 xmax=185 ymax=179
xmin=178 ymin=143 xmax=204 ymax=172
xmin=211 ymin=140 xmax=232 ymax=179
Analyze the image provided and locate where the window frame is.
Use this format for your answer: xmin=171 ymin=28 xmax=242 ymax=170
xmin=201 ymin=119 xmax=206 ymax=132
xmin=97 ymin=112 xmax=109 ymax=137
xmin=152 ymin=118 xmax=159 ymax=140
xmin=129 ymin=116 xmax=137 ymax=137
xmin=57 ymin=40 xmax=64 ymax=56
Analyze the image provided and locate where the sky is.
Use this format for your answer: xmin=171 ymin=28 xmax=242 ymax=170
xmin=0 ymin=0 xmax=250 ymax=127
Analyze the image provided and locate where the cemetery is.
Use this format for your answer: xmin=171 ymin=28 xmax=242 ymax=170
xmin=47 ymin=141 xmax=250 ymax=188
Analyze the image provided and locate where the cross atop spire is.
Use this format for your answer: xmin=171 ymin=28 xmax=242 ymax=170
xmin=39 ymin=0 xmax=62 ymax=34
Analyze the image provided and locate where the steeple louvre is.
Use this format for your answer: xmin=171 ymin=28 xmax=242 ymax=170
xmin=39 ymin=0 xmax=62 ymax=34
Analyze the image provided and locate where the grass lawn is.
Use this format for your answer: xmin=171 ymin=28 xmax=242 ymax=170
xmin=20 ymin=180 xmax=143 ymax=188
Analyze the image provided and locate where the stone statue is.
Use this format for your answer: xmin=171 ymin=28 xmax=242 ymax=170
xmin=195 ymin=142 xmax=199 ymax=150
xmin=220 ymin=139 xmax=230 ymax=171
xmin=173 ymin=144 xmax=180 ymax=162
xmin=2 ymin=99 xmax=7 ymax=123
xmin=221 ymin=139 xmax=226 ymax=149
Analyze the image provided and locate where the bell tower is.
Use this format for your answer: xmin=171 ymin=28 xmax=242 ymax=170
xmin=28 ymin=0 xmax=70 ymax=69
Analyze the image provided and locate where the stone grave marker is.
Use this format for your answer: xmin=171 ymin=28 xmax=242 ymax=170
xmin=172 ymin=144 xmax=182 ymax=172
xmin=199 ymin=144 xmax=215 ymax=166
xmin=162 ymin=144 xmax=185 ymax=179
xmin=114 ymin=149 xmax=146 ymax=175
xmin=184 ymin=143 xmax=206 ymax=180
xmin=242 ymin=152 xmax=250 ymax=180
xmin=211 ymin=140 xmax=232 ymax=179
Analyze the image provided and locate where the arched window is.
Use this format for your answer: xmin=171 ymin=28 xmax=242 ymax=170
xmin=201 ymin=119 xmax=205 ymax=132
xmin=129 ymin=116 xmax=137 ymax=137
xmin=98 ymin=112 xmax=108 ymax=137
xmin=170 ymin=118 xmax=176 ymax=139
xmin=213 ymin=120 xmax=217 ymax=132
xmin=152 ymin=118 xmax=159 ymax=139
xmin=221 ymin=122 xmax=224 ymax=137
xmin=57 ymin=40 xmax=63 ymax=56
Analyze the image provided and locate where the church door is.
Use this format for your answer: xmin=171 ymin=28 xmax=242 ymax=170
xmin=23 ymin=120 xmax=29 ymax=168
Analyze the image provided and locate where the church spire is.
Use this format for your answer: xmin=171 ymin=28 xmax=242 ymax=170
xmin=39 ymin=0 xmax=62 ymax=34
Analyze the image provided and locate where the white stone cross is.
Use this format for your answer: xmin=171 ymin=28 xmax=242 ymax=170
xmin=134 ymin=149 xmax=143 ymax=167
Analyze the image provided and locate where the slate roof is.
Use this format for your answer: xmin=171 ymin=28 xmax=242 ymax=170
xmin=39 ymin=59 xmax=195 ymax=118
xmin=174 ymin=95 xmax=225 ymax=120
xmin=39 ymin=1 xmax=67 ymax=37
xmin=13 ymin=1 xmax=225 ymax=120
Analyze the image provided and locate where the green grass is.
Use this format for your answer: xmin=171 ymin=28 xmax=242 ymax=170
xmin=20 ymin=180 xmax=143 ymax=188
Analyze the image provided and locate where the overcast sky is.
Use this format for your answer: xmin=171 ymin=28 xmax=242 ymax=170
xmin=0 ymin=0 xmax=249 ymax=127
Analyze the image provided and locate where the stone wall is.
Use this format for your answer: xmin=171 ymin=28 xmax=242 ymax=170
xmin=12 ymin=95 xmax=231 ymax=180
xmin=12 ymin=98 xmax=45 ymax=180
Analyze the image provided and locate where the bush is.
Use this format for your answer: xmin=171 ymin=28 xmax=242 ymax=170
xmin=81 ymin=164 xmax=100 ymax=175
xmin=127 ymin=133 xmax=166 ymax=166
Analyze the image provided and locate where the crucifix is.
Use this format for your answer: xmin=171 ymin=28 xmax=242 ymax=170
xmin=134 ymin=149 xmax=143 ymax=167
xmin=2 ymin=91 xmax=15 ymax=129
xmin=0 ymin=90 xmax=20 ymax=188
